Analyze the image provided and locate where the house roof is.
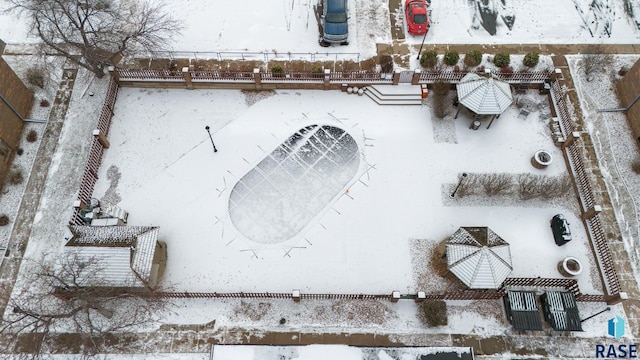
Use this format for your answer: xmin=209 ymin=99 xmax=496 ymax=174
xmin=447 ymin=227 xmax=512 ymax=289
xmin=541 ymin=291 xmax=583 ymax=331
xmin=456 ymin=73 xmax=513 ymax=115
xmin=503 ymin=291 xmax=543 ymax=331
xmin=65 ymin=226 xmax=160 ymax=288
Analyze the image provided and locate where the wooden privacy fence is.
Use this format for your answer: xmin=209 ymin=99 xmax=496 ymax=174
xmin=549 ymin=80 xmax=621 ymax=297
xmin=67 ymin=69 xmax=614 ymax=302
xmin=111 ymin=67 xmax=553 ymax=88
xmin=150 ymin=280 xmax=604 ymax=302
xmin=418 ymin=70 xmax=552 ymax=84
xmin=70 ymin=77 xmax=120 ymax=225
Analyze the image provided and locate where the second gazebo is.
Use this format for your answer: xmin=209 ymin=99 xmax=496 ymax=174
xmin=446 ymin=226 xmax=513 ymax=289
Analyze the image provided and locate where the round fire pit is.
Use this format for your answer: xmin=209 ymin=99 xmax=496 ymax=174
xmin=558 ymin=256 xmax=583 ymax=277
xmin=532 ymin=150 xmax=553 ymax=169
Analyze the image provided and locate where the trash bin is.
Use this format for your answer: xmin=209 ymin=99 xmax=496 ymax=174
xmin=470 ymin=120 xmax=481 ymax=130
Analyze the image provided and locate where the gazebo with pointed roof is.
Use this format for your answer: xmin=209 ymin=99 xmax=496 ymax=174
xmin=456 ymin=73 xmax=513 ymax=116
xmin=446 ymin=226 xmax=513 ymax=289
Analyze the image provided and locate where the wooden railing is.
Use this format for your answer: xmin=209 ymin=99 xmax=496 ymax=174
xmin=549 ymin=78 xmax=621 ymax=296
xmin=70 ymin=77 xmax=120 ymax=225
xmin=112 ymin=67 xmax=552 ymax=87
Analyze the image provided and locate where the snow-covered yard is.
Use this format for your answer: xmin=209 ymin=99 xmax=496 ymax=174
xmin=2 ymin=0 xmax=640 ymax=356
xmin=90 ymin=86 xmax=602 ymax=295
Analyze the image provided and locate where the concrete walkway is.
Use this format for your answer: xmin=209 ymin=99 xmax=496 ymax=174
xmin=0 ymin=69 xmax=77 ymax=319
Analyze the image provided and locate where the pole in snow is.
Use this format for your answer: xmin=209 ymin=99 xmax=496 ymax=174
xmin=205 ymin=125 xmax=218 ymax=153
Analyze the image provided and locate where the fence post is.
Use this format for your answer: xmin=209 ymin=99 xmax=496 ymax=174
xmin=253 ymin=68 xmax=262 ymax=90
xmin=323 ymin=69 xmax=331 ymax=90
xmin=108 ymin=66 xmax=120 ymax=84
xmin=92 ymin=129 xmax=110 ymax=149
xmin=582 ymin=205 xmax=602 ymax=220
xmin=605 ymin=292 xmax=628 ymax=305
xmin=562 ymin=131 xmax=581 ymax=148
xmin=415 ymin=291 xmax=426 ymax=303
xmin=392 ymin=69 xmax=401 ymax=85
xmin=412 ymin=69 xmax=421 ymax=85
xmin=292 ymin=289 xmax=300 ymax=302
xmin=182 ymin=67 xmax=194 ymax=90
xmin=391 ymin=290 xmax=400 ymax=303
xmin=73 ymin=199 xmax=89 ymax=210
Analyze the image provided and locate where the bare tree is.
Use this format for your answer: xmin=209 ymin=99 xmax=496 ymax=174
xmin=6 ymin=0 xmax=182 ymax=78
xmin=1 ymin=252 xmax=170 ymax=356
xmin=582 ymin=44 xmax=613 ymax=82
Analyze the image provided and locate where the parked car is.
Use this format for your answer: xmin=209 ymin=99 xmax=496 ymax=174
xmin=550 ymin=214 xmax=572 ymax=246
xmin=321 ymin=0 xmax=349 ymax=45
xmin=405 ymin=0 xmax=430 ymax=35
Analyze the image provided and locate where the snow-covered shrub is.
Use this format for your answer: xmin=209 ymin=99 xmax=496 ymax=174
xmin=431 ymin=81 xmax=450 ymax=96
xmin=26 ymin=130 xmax=38 ymax=143
xmin=443 ymin=50 xmax=459 ymax=66
xmin=420 ymin=300 xmax=447 ymax=327
xmin=632 ymin=159 xmax=640 ymax=175
xmin=493 ymin=52 xmax=511 ymax=68
xmin=420 ymin=50 xmax=438 ymax=68
xmin=39 ymin=99 xmax=50 ymax=107
xmin=523 ymin=52 xmax=539 ymax=68
xmin=7 ymin=166 xmax=24 ymax=185
xmin=540 ymin=175 xmax=572 ymax=199
xmin=583 ymin=45 xmax=613 ymax=82
xmin=26 ymin=67 xmax=46 ymax=88
xmin=518 ymin=174 xmax=544 ymax=199
xmin=479 ymin=173 xmax=514 ymax=195
xmin=431 ymin=81 xmax=451 ymax=119
xmin=0 ymin=215 xmax=9 ymax=226
xmin=457 ymin=173 xmax=482 ymax=197
xmin=463 ymin=50 xmax=482 ymax=67
xmin=379 ymin=55 xmax=393 ymax=73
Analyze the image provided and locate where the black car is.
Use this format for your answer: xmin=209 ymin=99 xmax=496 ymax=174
xmin=551 ymin=214 xmax=572 ymax=246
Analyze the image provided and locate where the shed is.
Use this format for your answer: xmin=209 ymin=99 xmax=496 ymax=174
xmin=65 ymin=225 xmax=166 ymax=289
xmin=503 ymin=291 xmax=543 ymax=331
xmin=540 ymin=291 xmax=583 ymax=331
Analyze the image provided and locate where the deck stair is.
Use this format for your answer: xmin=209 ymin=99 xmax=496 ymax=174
xmin=363 ymin=84 xmax=424 ymax=106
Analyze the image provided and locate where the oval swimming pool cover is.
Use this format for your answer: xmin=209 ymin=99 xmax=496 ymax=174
xmin=229 ymin=125 xmax=360 ymax=244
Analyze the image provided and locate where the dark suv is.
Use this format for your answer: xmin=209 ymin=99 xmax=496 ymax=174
xmin=321 ymin=0 xmax=349 ymax=45
xmin=550 ymin=214 xmax=572 ymax=246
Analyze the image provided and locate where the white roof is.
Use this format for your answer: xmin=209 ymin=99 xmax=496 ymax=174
xmin=68 ymin=247 xmax=144 ymax=288
xmin=446 ymin=227 xmax=513 ymax=289
xmin=65 ymin=226 xmax=160 ymax=288
xmin=456 ymin=73 xmax=513 ymax=115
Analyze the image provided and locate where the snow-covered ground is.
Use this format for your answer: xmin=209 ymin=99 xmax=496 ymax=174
xmin=1 ymin=0 xmax=640 ymax=357
xmin=90 ymin=86 xmax=601 ymax=296
xmin=2 ymin=0 xmax=639 ymax=61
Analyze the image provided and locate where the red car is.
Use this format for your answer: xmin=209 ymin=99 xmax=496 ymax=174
xmin=405 ymin=0 xmax=430 ymax=35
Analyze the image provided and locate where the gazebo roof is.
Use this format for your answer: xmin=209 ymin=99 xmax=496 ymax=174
xmin=446 ymin=227 xmax=512 ymax=289
xmin=456 ymin=73 xmax=513 ymax=115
